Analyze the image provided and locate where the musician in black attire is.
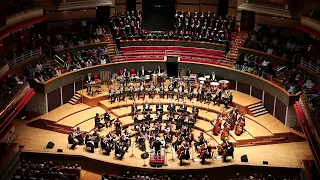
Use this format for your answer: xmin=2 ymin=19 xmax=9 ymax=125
xmin=167 ymin=102 xmax=176 ymax=114
xmin=68 ymin=132 xmax=78 ymax=149
xmin=167 ymin=83 xmax=174 ymax=99
xmin=101 ymin=136 xmax=112 ymax=156
xmin=86 ymin=73 xmax=93 ymax=94
xmin=159 ymin=83 xmax=165 ymax=99
xmin=114 ymin=118 xmax=122 ymax=136
xmin=92 ymin=129 xmax=100 ymax=148
xmin=109 ymin=88 xmax=116 ymax=103
xmin=104 ymin=112 xmax=112 ymax=128
xmin=156 ymin=101 xmax=163 ymax=113
xmin=122 ymin=69 xmax=129 ymax=86
xmin=187 ymin=85 xmax=194 ymax=100
xmin=114 ymin=141 xmax=126 ymax=159
xmin=155 ymin=111 xmax=163 ymax=121
xmin=95 ymin=113 xmax=104 ymax=130
xmin=85 ymin=134 xmax=95 ymax=153
xmin=194 ymin=132 xmax=205 ymax=150
xmin=143 ymin=101 xmax=151 ymax=111
xmin=74 ymin=127 xmax=84 ymax=145
xmin=178 ymin=102 xmax=187 ymax=113
xmin=175 ymin=113 xmax=185 ymax=130
xmin=152 ymin=137 xmax=162 ymax=158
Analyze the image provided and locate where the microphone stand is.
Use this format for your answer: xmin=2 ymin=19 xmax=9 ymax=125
xmin=164 ymin=149 xmax=168 ymax=166
xmin=168 ymin=143 xmax=175 ymax=162
xmin=129 ymin=142 xmax=135 ymax=158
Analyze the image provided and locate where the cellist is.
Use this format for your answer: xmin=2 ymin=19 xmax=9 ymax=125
xmin=194 ymin=132 xmax=205 ymax=151
xmin=177 ymin=141 xmax=191 ymax=166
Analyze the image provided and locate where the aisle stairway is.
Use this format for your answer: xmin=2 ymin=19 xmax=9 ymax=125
xmin=247 ymin=102 xmax=268 ymax=117
xmin=227 ymin=32 xmax=248 ymax=60
xmin=103 ymin=33 xmax=126 ymax=62
xmin=68 ymin=92 xmax=82 ymax=105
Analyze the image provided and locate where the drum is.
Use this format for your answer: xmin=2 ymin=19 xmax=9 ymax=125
xmin=210 ymin=81 xmax=220 ymax=91
xmin=200 ymin=81 xmax=204 ymax=85
xmin=198 ymin=77 xmax=206 ymax=82
xmin=205 ymin=75 xmax=210 ymax=79
xmin=145 ymin=75 xmax=150 ymax=80
xmin=219 ymin=80 xmax=230 ymax=89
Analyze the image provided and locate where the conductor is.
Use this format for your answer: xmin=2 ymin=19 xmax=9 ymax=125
xmin=152 ymin=137 xmax=162 ymax=159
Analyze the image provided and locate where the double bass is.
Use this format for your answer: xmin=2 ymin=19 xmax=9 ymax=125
xmin=220 ymin=130 xmax=230 ymax=141
xmin=211 ymin=116 xmax=222 ymax=136
xmin=235 ymin=115 xmax=246 ymax=136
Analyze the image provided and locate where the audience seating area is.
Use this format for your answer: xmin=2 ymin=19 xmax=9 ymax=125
xmin=50 ymin=19 xmax=105 ymax=51
xmin=24 ymin=61 xmax=61 ymax=83
xmin=10 ymin=160 xmax=81 ymax=180
xmin=111 ymin=10 xmax=235 ymax=44
xmin=0 ymin=74 xmax=24 ymax=107
xmin=121 ymin=46 xmax=234 ymax=67
xmin=7 ymin=0 xmax=35 ymax=12
xmin=245 ymin=25 xmax=304 ymax=60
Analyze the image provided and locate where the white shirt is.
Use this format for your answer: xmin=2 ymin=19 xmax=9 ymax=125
xmin=94 ymin=38 xmax=100 ymax=43
xmin=262 ymin=60 xmax=269 ymax=67
xmin=267 ymin=48 xmax=273 ymax=54
xmin=96 ymin=28 xmax=103 ymax=35
xmin=79 ymin=41 xmax=84 ymax=46
xmin=101 ymin=58 xmax=106 ymax=64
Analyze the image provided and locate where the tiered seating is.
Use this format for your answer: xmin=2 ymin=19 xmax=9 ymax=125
xmin=10 ymin=160 xmax=81 ymax=180
xmin=121 ymin=46 xmax=234 ymax=67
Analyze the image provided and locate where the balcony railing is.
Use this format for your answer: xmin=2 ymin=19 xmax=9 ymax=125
xmin=7 ymin=47 xmax=42 ymax=67
xmin=301 ymin=58 xmax=320 ymax=75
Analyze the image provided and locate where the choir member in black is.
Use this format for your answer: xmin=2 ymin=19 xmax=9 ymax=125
xmin=178 ymin=102 xmax=187 ymax=114
xmin=68 ymin=131 xmax=78 ymax=149
xmin=175 ymin=113 xmax=185 ymax=130
xmin=156 ymin=101 xmax=163 ymax=114
xmin=128 ymin=83 xmax=135 ymax=99
xmin=177 ymin=84 xmax=185 ymax=100
xmin=136 ymin=132 xmax=146 ymax=151
xmin=167 ymin=102 xmax=176 ymax=114
xmin=114 ymin=140 xmax=126 ymax=159
xmin=194 ymin=132 xmax=205 ymax=150
xmin=155 ymin=111 xmax=163 ymax=121
xmin=151 ymin=137 xmax=162 ymax=158
xmin=143 ymin=101 xmax=151 ymax=111
xmin=95 ymin=113 xmax=104 ymax=130
xmin=104 ymin=112 xmax=112 ymax=128
xmin=114 ymin=118 xmax=122 ymax=136
xmin=149 ymin=82 xmax=156 ymax=98
xmin=101 ymin=136 xmax=112 ymax=156
xmin=159 ymin=83 xmax=165 ymax=99
xmin=187 ymin=85 xmax=194 ymax=100
xmin=109 ymin=87 xmax=116 ymax=103
xmin=167 ymin=83 xmax=174 ymax=99
xmin=85 ymin=134 xmax=95 ymax=153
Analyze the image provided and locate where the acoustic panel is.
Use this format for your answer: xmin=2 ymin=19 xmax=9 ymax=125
xmin=237 ymin=82 xmax=250 ymax=94
xmin=62 ymin=83 xmax=74 ymax=104
xmin=47 ymin=88 xmax=61 ymax=112
xmin=264 ymin=92 xmax=274 ymax=115
xmin=251 ymin=86 xmax=263 ymax=100
xmin=275 ymin=98 xmax=286 ymax=124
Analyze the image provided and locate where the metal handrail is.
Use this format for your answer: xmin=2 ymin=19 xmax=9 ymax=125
xmin=8 ymin=47 xmax=42 ymax=67
xmin=276 ymin=65 xmax=288 ymax=76
xmin=54 ymin=55 xmax=66 ymax=68
xmin=301 ymin=58 xmax=320 ymax=75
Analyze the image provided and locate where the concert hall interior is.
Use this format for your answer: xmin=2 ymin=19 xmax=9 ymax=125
xmin=1 ymin=0 xmax=320 ymax=180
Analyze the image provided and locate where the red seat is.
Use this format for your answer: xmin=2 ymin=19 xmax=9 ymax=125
xmin=119 ymin=69 xmax=123 ymax=75
xmin=130 ymin=68 xmax=136 ymax=76
xmin=94 ymin=74 xmax=100 ymax=81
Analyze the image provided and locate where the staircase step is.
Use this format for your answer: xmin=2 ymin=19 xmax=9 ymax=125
xmin=254 ymin=110 xmax=268 ymax=117
xmin=252 ymin=108 xmax=267 ymax=114
xmin=250 ymin=106 xmax=264 ymax=111
xmin=247 ymin=103 xmax=262 ymax=109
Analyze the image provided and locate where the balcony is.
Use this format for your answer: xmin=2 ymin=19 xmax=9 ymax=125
xmin=58 ymin=0 xmax=113 ymax=11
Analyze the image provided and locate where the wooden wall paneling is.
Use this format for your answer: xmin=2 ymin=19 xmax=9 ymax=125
xmin=264 ymin=92 xmax=274 ymax=115
xmin=177 ymin=0 xmax=199 ymax=4
xmin=200 ymin=5 xmax=218 ymax=13
xmin=136 ymin=4 xmax=142 ymax=12
xmin=229 ymin=79 xmax=236 ymax=90
xmin=229 ymin=0 xmax=238 ymax=7
xmin=47 ymin=88 xmax=61 ymax=112
xmin=237 ymin=82 xmax=250 ymax=94
xmin=251 ymin=86 xmax=263 ymax=100
xmin=200 ymin=0 xmax=219 ymax=5
xmin=236 ymin=11 xmax=242 ymax=22
xmin=47 ymin=10 xmax=96 ymax=21
xmin=115 ymin=4 xmax=127 ymax=13
xmin=75 ymin=80 xmax=83 ymax=92
xmin=62 ymin=83 xmax=74 ymax=104
xmin=255 ymin=14 xmax=300 ymax=28
xmin=228 ymin=8 xmax=237 ymax=16
xmin=176 ymin=4 xmax=200 ymax=12
xmin=275 ymin=99 xmax=286 ymax=124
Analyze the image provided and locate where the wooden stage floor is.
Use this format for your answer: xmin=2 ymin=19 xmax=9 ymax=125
xmin=16 ymin=119 xmax=313 ymax=170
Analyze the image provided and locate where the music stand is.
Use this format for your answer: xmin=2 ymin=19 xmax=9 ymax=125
xmin=164 ymin=150 xmax=168 ymax=166
xmin=129 ymin=142 xmax=135 ymax=158
xmin=168 ymin=144 xmax=175 ymax=162
xmin=141 ymin=151 xmax=149 ymax=167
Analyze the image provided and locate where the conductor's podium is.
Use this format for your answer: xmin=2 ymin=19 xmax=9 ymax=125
xmin=149 ymin=154 xmax=165 ymax=167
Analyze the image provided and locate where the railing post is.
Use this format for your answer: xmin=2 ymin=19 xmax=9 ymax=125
xmin=309 ymin=60 xmax=311 ymax=68
xmin=21 ymin=53 xmax=24 ymax=61
xmin=39 ymin=47 xmax=42 ymax=55
xmin=30 ymin=49 xmax=33 ymax=57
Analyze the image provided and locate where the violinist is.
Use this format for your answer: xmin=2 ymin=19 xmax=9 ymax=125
xmin=118 ymin=84 xmax=125 ymax=101
xmin=68 ymin=131 xmax=78 ymax=149
xmin=172 ymin=132 xmax=184 ymax=151
xmin=187 ymin=85 xmax=194 ymax=100
xmin=104 ymin=112 xmax=112 ymax=128
xmin=109 ymin=87 xmax=116 ymax=103
xmin=177 ymin=84 xmax=185 ymax=100
xmin=163 ymin=129 xmax=172 ymax=145
xmin=212 ymin=88 xmax=222 ymax=105
xmin=197 ymin=85 xmax=204 ymax=102
xmin=101 ymin=135 xmax=112 ymax=156
xmin=166 ymin=113 xmax=174 ymax=122
xmin=114 ymin=140 xmax=126 ymax=159
xmin=153 ymin=122 xmax=161 ymax=135
xmin=192 ymin=105 xmax=199 ymax=118
xmin=94 ymin=113 xmax=104 ymax=130
xmin=92 ymin=128 xmax=100 ymax=148
xmin=143 ymin=101 xmax=151 ymax=112
xmin=136 ymin=132 xmax=146 ymax=151
xmin=120 ymin=130 xmax=130 ymax=151
xmin=85 ymin=134 xmax=95 ymax=153
xmin=177 ymin=141 xmax=191 ymax=166
xmin=187 ymin=114 xmax=195 ymax=131
xmin=114 ymin=118 xmax=122 ymax=136
xmin=138 ymin=82 xmax=145 ymax=99
xmin=178 ymin=102 xmax=187 ymax=114
xmin=194 ymin=132 xmax=205 ymax=150
xmin=165 ymin=122 xmax=174 ymax=133
xmin=140 ymin=121 xmax=150 ymax=134
xmin=73 ymin=127 xmax=84 ymax=145
xmin=143 ymin=111 xmax=152 ymax=122
xmin=131 ymin=102 xmax=138 ymax=116
xmin=175 ymin=113 xmax=185 ymax=130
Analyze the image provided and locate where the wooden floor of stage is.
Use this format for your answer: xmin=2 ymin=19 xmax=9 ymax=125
xmin=15 ymin=119 xmax=313 ymax=170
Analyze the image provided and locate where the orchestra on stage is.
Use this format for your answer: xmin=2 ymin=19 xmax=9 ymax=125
xmin=74 ymin=65 xmax=248 ymax=166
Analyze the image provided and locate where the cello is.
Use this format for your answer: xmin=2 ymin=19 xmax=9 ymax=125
xmin=212 ymin=117 xmax=222 ymax=136
xmin=220 ymin=129 xmax=230 ymax=141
